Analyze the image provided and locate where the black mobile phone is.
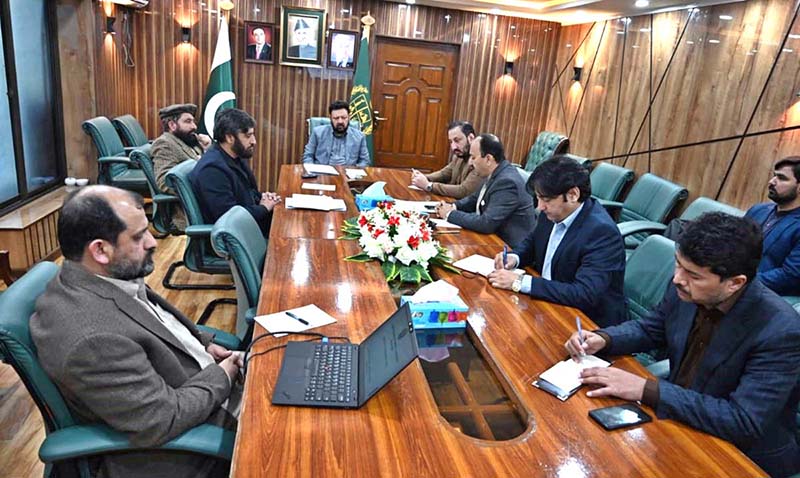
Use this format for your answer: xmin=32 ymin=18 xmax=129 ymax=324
xmin=589 ymin=403 xmax=652 ymax=431
xmin=301 ymin=173 xmax=318 ymax=179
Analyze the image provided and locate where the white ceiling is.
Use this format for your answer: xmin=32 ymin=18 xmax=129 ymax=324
xmin=389 ymin=0 xmax=745 ymax=25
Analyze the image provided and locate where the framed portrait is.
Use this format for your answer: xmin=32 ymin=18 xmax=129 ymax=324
xmin=280 ymin=6 xmax=326 ymax=68
xmin=327 ymin=30 xmax=358 ymax=71
xmin=244 ymin=21 xmax=275 ymax=64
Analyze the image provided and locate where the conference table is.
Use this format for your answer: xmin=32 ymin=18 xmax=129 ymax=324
xmin=231 ymin=165 xmax=763 ymax=477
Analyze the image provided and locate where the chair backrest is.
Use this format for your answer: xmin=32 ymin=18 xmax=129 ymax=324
xmin=523 ymin=131 xmax=569 ymax=172
xmin=166 ymin=159 xmax=204 ymax=227
xmin=0 ymin=262 xmax=77 ymax=433
xmin=561 ymin=153 xmax=593 ymax=171
xmin=307 ymin=117 xmax=361 ymax=136
xmin=82 ymin=116 xmax=128 ymax=180
xmin=624 ymin=235 xmax=676 ymax=322
xmin=112 ymin=114 xmax=149 ymax=148
xmin=211 ymin=206 xmax=267 ymax=338
xmin=590 ymin=162 xmax=635 ymax=202
xmin=620 ymin=174 xmax=688 ymax=247
xmin=129 ymin=144 xmax=160 ymax=197
xmin=680 ymin=196 xmax=744 ymax=221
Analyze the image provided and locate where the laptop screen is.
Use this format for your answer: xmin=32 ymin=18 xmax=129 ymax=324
xmin=357 ymin=304 xmax=418 ymax=405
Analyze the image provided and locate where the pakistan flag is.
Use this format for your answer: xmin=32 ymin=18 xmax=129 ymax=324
xmin=349 ymin=28 xmax=374 ymax=164
xmin=199 ymin=16 xmax=236 ymax=136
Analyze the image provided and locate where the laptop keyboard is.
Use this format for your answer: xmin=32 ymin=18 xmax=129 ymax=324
xmin=304 ymin=344 xmax=355 ymax=403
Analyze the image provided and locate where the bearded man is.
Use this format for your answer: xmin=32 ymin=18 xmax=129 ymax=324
xmin=301 ymin=100 xmax=370 ymax=167
xmin=189 ymin=108 xmax=280 ymax=236
xmin=745 ymin=156 xmax=800 ymax=296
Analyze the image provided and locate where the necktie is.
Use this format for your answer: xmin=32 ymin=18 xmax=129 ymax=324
xmin=475 ymin=184 xmax=488 ymax=214
xmin=542 ymin=222 xmax=566 ymax=280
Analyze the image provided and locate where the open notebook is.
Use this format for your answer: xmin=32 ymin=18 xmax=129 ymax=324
xmin=452 ymin=254 xmax=524 ymax=277
xmin=532 ymin=355 xmax=611 ymax=401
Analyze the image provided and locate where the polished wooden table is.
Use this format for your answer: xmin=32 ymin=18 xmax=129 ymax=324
xmin=232 ymin=165 xmax=763 ymax=477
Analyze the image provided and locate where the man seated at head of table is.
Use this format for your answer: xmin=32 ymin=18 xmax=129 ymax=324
xmin=409 ymin=120 xmax=484 ymax=199
xmin=565 ymin=212 xmax=800 ymax=478
xmin=302 ymin=100 xmax=370 ymax=168
xmin=434 ymin=133 xmax=536 ymax=249
xmin=190 ymin=108 xmax=281 ymax=236
xmin=488 ymin=155 xmax=626 ymax=327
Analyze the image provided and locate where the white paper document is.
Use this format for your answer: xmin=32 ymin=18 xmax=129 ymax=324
xmin=452 ymin=254 xmax=523 ymax=277
xmin=254 ymin=304 xmax=337 ymax=337
xmin=285 ymin=193 xmax=347 ymax=212
xmin=345 ymin=168 xmax=367 ymax=179
xmin=301 ymin=182 xmax=336 ymax=192
xmin=304 ymin=164 xmax=339 ymax=176
xmin=537 ymin=355 xmax=611 ymax=392
xmin=393 ymin=200 xmax=438 ymax=214
xmin=407 ymin=279 xmax=461 ymax=304
xmin=408 ymin=184 xmax=423 ymax=191
xmin=430 ymin=218 xmax=462 ymax=230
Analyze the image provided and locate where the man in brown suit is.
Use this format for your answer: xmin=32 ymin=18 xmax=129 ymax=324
xmin=152 ymin=103 xmax=211 ymax=230
xmin=31 ymin=185 xmax=241 ymax=478
xmin=410 ymin=121 xmax=484 ymax=199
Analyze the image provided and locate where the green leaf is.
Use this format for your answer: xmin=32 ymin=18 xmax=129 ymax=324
xmin=399 ymin=265 xmax=422 ymax=283
xmin=431 ymin=258 xmax=461 ymax=275
xmin=344 ymin=252 xmax=373 ymax=262
xmin=419 ymin=266 xmax=433 ymax=283
xmin=381 ymin=261 xmax=399 ymax=281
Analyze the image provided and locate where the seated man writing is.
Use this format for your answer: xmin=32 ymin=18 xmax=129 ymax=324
xmin=32 ymin=185 xmax=241 ymax=477
xmin=435 ymin=134 xmax=535 ymax=249
xmin=302 ymin=100 xmax=370 ymax=167
xmin=565 ymin=212 xmax=800 ymax=478
xmin=488 ymin=155 xmax=626 ymax=327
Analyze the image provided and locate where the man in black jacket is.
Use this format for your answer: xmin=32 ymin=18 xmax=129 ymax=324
xmin=189 ymin=109 xmax=279 ymax=236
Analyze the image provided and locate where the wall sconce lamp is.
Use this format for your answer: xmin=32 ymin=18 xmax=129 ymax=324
xmin=572 ymin=66 xmax=583 ymax=82
xmin=105 ymin=16 xmax=116 ymax=35
xmin=181 ymin=27 xmax=191 ymax=43
xmin=504 ymin=61 xmax=514 ymax=76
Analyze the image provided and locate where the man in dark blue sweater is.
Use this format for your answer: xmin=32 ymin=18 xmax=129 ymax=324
xmin=190 ymin=109 xmax=279 ymax=236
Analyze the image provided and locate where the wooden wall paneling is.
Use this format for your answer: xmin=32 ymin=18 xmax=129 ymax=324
xmin=615 ymin=15 xmax=652 ymax=162
xmin=544 ymin=23 xmax=593 ymax=136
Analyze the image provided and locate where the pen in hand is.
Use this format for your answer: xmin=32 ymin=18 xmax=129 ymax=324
xmin=575 ymin=316 xmax=587 ymax=357
xmin=502 ymin=245 xmax=508 ymax=269
xmin=286 ymin=311 xmax=309 ymax=326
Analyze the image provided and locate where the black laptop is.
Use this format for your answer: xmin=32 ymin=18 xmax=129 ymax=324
xmin=271 ymin=304 xmax=418 ymax=408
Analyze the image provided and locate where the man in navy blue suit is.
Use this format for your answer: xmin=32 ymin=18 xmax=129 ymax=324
xmin=488 ymin=155 xmax=626 ymax=327
xmin=745 ymin=156 xmax=800 ymax=296
xmin=567 ymin=212 xmax=800 ymax=478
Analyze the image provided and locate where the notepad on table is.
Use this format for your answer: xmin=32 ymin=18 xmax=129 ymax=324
xmin=430 ymin=218 xmax=462 ymax=230
xmin=285 ymin=193 xmax=347 ymax=212
xmin=345 ymin=168 xmax=367 ymax=179
xmin=301 ymin=182 xmax=336 ymax=192
xmin=304 ymin=164 xmax=339 ymax=176
xmin=408 ymin=184 xmax=423 ymax=191
xmin=394 ymin=200 xmax=438 ymax=214
xmin=452 ymin=254 xmax=523 ymax=277
xmin=533 ymin=355 xmax=611 ymax=401
xmin=254 ymin=304 xmax=338 ymax=337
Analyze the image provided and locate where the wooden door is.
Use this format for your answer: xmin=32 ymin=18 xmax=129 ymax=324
xmin=372 ymin=38 xmax=459 ymax=170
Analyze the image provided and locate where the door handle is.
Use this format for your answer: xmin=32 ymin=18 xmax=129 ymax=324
xmin=374 ymin=110 xmax=387 ymax=122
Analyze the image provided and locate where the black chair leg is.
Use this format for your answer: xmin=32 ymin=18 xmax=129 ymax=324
xmin=197 ymin=298 xmax=237 ymax=325
xmin=162 ymin=261 xmax=235 ymax=291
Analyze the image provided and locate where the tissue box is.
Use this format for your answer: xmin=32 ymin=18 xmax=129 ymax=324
xmin=416 ymin=330 xmax=465 ymax=349
xmin=400 ymin=296 xmax=469 ymax=329
xmin=354 ymin=194 xmax=394 ymax=211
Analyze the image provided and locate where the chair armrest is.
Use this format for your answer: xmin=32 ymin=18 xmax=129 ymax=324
xmin=245 ymin=307 xmax=257 ymax=324
xmin=39 ymin=424 xmax=234 ymax=463
xmin=153 ymin=193 xmax=180 ymax=205
xmin=185 ymin=225 xmax=213 ymax=237
xmin=197 ymin=325 xmax=243 ymax=351
xmin=97 ymin=155 xmax=132 ymax=166
xmin=123 ymin=146 xmax=137 ymax=155
xmin=617 ymin=220 xmax=667 ymax=238
xmin=597 ymin=198 xmax=623 ymax=210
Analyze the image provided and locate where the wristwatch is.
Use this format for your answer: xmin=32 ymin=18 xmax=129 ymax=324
xmin=425 ymin=183 xmax=433 ymax=192
xmin=511 ymin=274 xmax=523 ymax=293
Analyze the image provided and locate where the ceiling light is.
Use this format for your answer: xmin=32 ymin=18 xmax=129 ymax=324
xmin=789 ymin=34 xmax=800 ymax=39
xmin=406 ymin=0 xmax=415 ymax=4
xmin=686 ymin=40 xmax=694 ymax=44
xmin=635 ymin=0 xmax=649 ymax=7
xmin=708 ymin=39 xmax=720 ymax=44
xmin=490 ymin=8 xmax=501 ymax=15
xmin=784 ymin=48 xmax=794 ymax=53
xmin=616 ymin=30 xmax=625 ymax=35
xmin=639 ymin=28 xmax=650 ymax=33
xmin=632 ymin=45 xmax=640 ymax=49
xmin=719 ymin=15 xmax=733 ymax=20
xmin=566 ymin=43 xmax=572 ymax=48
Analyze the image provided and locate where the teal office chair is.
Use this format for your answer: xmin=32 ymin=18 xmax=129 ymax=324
xmin=165 ymin=160 xmax=236 ymax=324
xmin=521 ymin=131 xmax=569 ymax=173
xmin=604 ymin=173 xmax=688 ymax=252
xmin=617 ymin=196 xmax=741 ymax=255
xmin=306 ymin=117 xmax=361 ymax=136
xmin=129 ymin=145 xmax=182 ymax=236
xmin=624 ymin=235 xmax=676 ymax=373
xmin=82 ymin=116 xmax=149 ymax=196
xmin=112 ymin=114 xmax=151 ymax=148
xmin=561 ymin=153 xmax=592 ymax=171
xmin=0 ymin=262 xmax=235 ymax=478
xmin=211 ymin=206 xmax=269 ymax=345
xmin=590 ymin=162 xmax=635 ymax=206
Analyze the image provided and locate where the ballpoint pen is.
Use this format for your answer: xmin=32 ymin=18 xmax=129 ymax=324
xmin=502 ymin=245 xmax=508 ymax=269
xmin=286 ymin=311 xmax=309 ymax=326
xmin=576 ymin=316 xmax=587 ymax=357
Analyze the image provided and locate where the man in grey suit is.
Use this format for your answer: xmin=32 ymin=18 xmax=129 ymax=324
xmin=436 ymin=134 xmax=535 ymax=249
xmin=302 ymin=100 xmax=370 ymax=167
xmin=31 ymin=185 xmax=241 ymax=478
